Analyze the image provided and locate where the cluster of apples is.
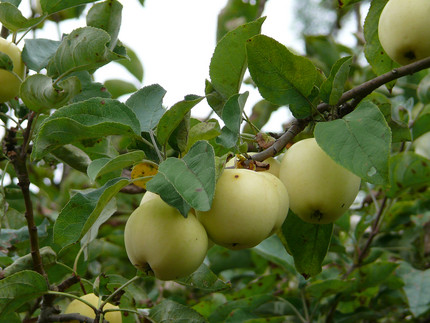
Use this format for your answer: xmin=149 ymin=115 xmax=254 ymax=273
xmin=124 ymin=138 xmax=361 ymax=281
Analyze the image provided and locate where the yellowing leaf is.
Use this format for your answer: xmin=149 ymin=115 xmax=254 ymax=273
xmin=131 ymin=160 xmax=159 ymax=189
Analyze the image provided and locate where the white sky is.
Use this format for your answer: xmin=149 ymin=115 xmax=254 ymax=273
xmin=29 ymin=0 xmax=301 ymax=132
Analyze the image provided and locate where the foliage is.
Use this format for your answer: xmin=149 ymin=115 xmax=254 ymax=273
xmin=1 ymin=0 xmax=430 ymax=322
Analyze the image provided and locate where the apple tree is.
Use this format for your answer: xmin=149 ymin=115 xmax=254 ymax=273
xmin=1 ymin=0 xmax=430 ymax=322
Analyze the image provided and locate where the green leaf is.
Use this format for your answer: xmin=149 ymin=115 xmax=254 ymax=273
xmin=417 ymin=74 xmax=430 ymax=105
xmin=186 ymin=119 xmax=221 ymax=153
xmin=253 ymin=235 xmax=295 ymax=272
xmin=0 ymin=271 xmax=48 ymax=320
xmin=157 ymin=96 xmax=204 ymax=146
xmin=104 ymin=79 xmax=138 ymax=99
xmin=39 ymin=0 xmax=96 ymax=14
xmin=125 ymin=84 xmax=166 ymax=132
xmin=397 ymin=261 xmax=430 ymax=317
xmin=413 ymin=113 xmax=430 ymax=140
xmin=246 ymin=35 xmax=318 ymax=119
xmin=0 ymin=3 xmax=45 ymax=32
xmin=168 ymin=112 xmax=190 ymax=153
xmin=71 ymin=71 xmax=112 ymax=102
xmin=320 ymin=56 xmax=352 ymax=105
xmin=53 ymin=177 xmax=129 ymax=248
xmin=209 ymin=17 xmax=265 ymax=114
xmin=87 ymin=150 xmax=146 ymax=182
xmin=306 ymin=279 xmax=349 ymax=300
xmin=176 ymin=263 xmax=231 ymax=292
xmin=2 ymin=247 xmax=56 ymax=278
xmin=31 ymin=98 xmax=141 ymax=160
xmin=146 ymin=141 xmax=216 ymax=216
xmin=86 ymin=0 xmax=122 ymax=50
xmin=242 ymin=100 xmax=280 ymax=133
xmin=314 ymin=101 xmax=391 ymax=185
xmin=150 ymin=299 xmax=208 ymax=323
xmin=364 ymin=0 xmax=398 ymax=89
xmin=216 ymin=0 xmax=261 ymax=42
xmin=208 ymin=295 xmax=274 ymax=323
xmin=51 ymin=144 xmax=91 ymax=173
xmin=22 ymin=39 xmax=61 ymax=72
xmin=46 ymin=26 xmax=126 ymax=78
xmin=115 ymin=45 xmax=144 ymax=82
xmin=304 ymin=35 xmax=352 ymax=75
xmin=388 ymin=152 xmax=430 ymax=197
xmin=216 ymin=92 xmax=249 ymax=148
xmin=280 ymin=211 xmax=333 ymax=278
xmin=20 ymin=74 xmax=81 ymax=113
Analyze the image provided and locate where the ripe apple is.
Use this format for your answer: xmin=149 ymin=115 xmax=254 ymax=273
xmin=139 ymin=191 xmax=159 ymax=205
xmin=0 ymin=37 xmax=25 ymax=103
xmin=64 ymin=293 xmax=122 ymax=323
xmin=258 ymin=171 xmax=289 ymax=234
xmin=279 ymin=138 xmax=360 ymax=224
xmin=124 ymin=196 xmax=208 ymax=280
xmin=196 ymin=168 xmax=289 ymax=250
xmin=378 ymin=0 xmax=430 ymax=65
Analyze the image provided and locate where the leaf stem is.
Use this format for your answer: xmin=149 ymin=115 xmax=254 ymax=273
xmin=100 ymin=276 xmax=140 ymax=310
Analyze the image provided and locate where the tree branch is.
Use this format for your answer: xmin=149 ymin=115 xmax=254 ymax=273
xmin=251 ymin=55 xmax=430 ymax=162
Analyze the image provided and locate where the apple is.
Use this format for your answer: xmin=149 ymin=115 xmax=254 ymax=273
xmin=124 ymin=196 xmax=208 ymax=280
xmin=64 ymin=293 xmax=122 ymax=323
xmin=139 ymin=191 xmax=159 ymax=205
xmin=196 ymin=168 xmax=289 ymax=250
xmin=279 ymin=138 xmax=360 ymax=224
xmin=378 ymin=0 xmax=430 ymax=65
xmin=0 ymin=37 xmax=25 ymax=103
xmin=258 ymin=171 xmax=289 ymax=234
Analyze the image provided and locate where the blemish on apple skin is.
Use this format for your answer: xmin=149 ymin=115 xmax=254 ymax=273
xmin=234 ymin=175 xmax=239 ymax=179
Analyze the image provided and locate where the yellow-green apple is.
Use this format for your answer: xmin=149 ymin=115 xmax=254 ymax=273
xmin=124 ymin=196 xmax=208 ymax=280
xmin=196 ymin=168 xmax=289 ymax=249
xmin=279 ymin=138 xmax=360 ymax=224
xmin=64 ymin=293 xmax=121 ymax=323
xmin=378 ymin=0 xmax=430 ymax=65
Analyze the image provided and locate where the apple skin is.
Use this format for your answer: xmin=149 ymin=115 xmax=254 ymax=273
xmin=64 ymin=293 xmax=122 ymax=323
xmin=378 ymin=0 xmax=430 ymax=65
xmin=279 ymin=138 xmax=361 ymax=224
xmin=196 ymin=169 xmax=288 ymax=250
xmin=124 ymin=196 xmax=208 ymax=280
xmin=139 ymin=191 xmax=159 ymax=205
xmin=0 ymin=37 xmax=25 ymax=103
xmin=258 ymin=171 xmax=289 ymax=235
